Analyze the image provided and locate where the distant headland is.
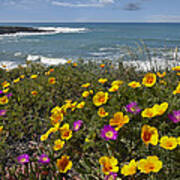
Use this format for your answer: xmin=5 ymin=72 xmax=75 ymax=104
xmin=0 ymin=26 xmax=53 ymax=35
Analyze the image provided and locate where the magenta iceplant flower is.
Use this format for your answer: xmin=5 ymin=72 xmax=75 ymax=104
xmin=126 ymin=102 xmax=141 ymax=114
xmin=101 ymin=125 xmax=118 ymax=141
xmin=38 ymin=154 xmax=50 ymax=164
xmin=17 ymin=154 xmax=29 ymax=164
xmin=6 ymin=93 xmax=12 ymax=98
xmin=105 ymin=173 xmax=118 ymax=180
xmin=0 ymin=90 xmax=3 ymax=94
xmin=73 ymin=120 xmax=83 ymax=131
xmin=0 ymin=110 xmax=6 ymax=116
xmin=168 ymin=110 xmax=180 ymax=123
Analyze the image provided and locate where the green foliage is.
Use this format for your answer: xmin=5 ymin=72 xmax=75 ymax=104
xmin=0 ymin=60 xmax=179 ymax=179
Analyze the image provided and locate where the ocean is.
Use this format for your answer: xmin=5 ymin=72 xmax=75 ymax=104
xmin=0 ymin=23 xmax=180 ymax=71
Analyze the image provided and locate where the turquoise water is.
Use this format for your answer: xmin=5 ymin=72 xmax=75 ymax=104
xmin=0 ymin=23 xmax=180 ymax=68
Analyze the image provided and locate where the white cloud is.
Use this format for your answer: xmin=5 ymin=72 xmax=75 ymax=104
xmin=51 ymin=0 xmax=114 ymax=8
xmin=99 ymin=0 xmax=114 ymax=4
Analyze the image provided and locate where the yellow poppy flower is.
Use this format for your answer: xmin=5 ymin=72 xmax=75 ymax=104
xmin=73 ymin=63 xmax=77 ymax=67
xmin=142 ymin=73 xmax=156 ymax=87
xmin=20 ymin=75 xmax=25 ymax=79
xmin=0 ymin=126 xmax=3 ymax=133
xmin=93 ymin=91 xmax=108 ymax=107
xmin=59 ymin=123 xmax=72 ymax=140
xmin=99 ymin=156 xmax=119 ymax=175
xmin=121 ymin=159 xmax=137 ymax=176
xmin=48 ymin=77 xmax=56 ymax=84
xmin=45 ymin=71 xmax=50 ymax=76
xmin=98 ymin=78 xmax=108 ymax=84
xmin=47 ymin=125 xmax=59 ymax=134
xmin=82 ymin=91 xmax=90 ymax=98
xmin=141 ymin=125 xmax=159 ymax=146
xmin=49 ymin=68 xmax=54 ymax=72
xmin=1 ymin=81 xmax=10 ymax=88
xmin=67 ymin=60 xmax=72 ymax=64
xmin=71 ymin=101 xmax=77 ymax=111
xmin=53 ymin=139 xmax=65 ymax=151
xmin=76 ymin=101 xmax=85 ymax=109
xmin=160 ymin=136 xmax=178 ymax=150
xmin=100 ymin=64 xmax=105 ymax=68
xmin=172 ymin=66 xmax=180 ymax=71
xmin=81 ymin=83 xmax=90 ymax=88
xmin=31 ymin=91 xmax=38 ymax=96
xmin=177 ymin=137 xmax=180 ymax=145
xmin=157 ymin=72 xmax=166 ymax=78
xmin=173 ymin=83 xmax=180 ymax=95
xmin=109 ymin=112 xmax=129 ymax=130
xmin=0 ymin=96 xmax=9 ymax=105
xmin=128 ymin=81 xmax=141 ymax=88
xmin=50 ymin=107 xmax=64 ymax=125
xmin=152 ymin=102 xmax=168 ymax=116
xmin=97 ymin=107 xmax=109 ymax=118
xmin=13 ymin=78 xmax=20 ymax=83
xmin=138 ymin=156 xmax=162 ymax=174
xmin=56 ymin=155 xmax=72 ymax=173
xmin=108 ymin=85 xmax=119 ymax=92
xmin=111 ymin=80 xmax=123 ymax=87
xmin=141 ymin=108 xmax=157 ymax=118
xmin=89 ymin=90 xmax=93 ymax=94
xmin=30 ymin=74 xmax=38 ymax=79
xmin=40 ymin=133 xmax=49 ymax=141
xmin=3 ymin=88 xmax=9 ymax=93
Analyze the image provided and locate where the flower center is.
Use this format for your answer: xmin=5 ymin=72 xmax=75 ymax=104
xmin=60 ymin=158 xmax=69 ymax=171
xmin=149 ymin=165 xmax=155 ymax=170
xmin=143 ymin=131 xmax=152 ymax=142
xmin=166 ymin=141 xmax=173 ymax=147
xmin=130 ymin=106 xmax=136 ymax=112
xmin=99 ymin=96 xmax=105 ymax=103
xmin=104 ymin=162 xmax=113 ymax=172
xmin=174 ymin=115 xmax=180 ymax=121
xmin=64 ymin=131 xmax=70 ymax=137
xmin=105 ymin=131 xmax=113 ymax=138
xmin=108 ymin=175 xmax=115 ymax=180
xmin=20 ymin=158 xmax=27 ymax=163
xmin=42 ymin=157 xmax=48 ymax=161
xmin=74 ymin=124 xmax=79 ymax=130
xmin=146 ymin=77 xmax=154 ymax=84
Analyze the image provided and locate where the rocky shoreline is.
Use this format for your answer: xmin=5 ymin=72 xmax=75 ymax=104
xmin=0 ymin=26 xmax=53 ymax=35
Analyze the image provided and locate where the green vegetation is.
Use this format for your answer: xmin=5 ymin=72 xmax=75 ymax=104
xmin=0 ymin=60 xmax=179 ymax=179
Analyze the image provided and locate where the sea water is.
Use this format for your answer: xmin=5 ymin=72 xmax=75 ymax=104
xmin=0 ymin=23 xmax=180 ymax=70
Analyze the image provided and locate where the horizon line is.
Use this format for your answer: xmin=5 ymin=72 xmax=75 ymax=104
xmin=1 ymin=21 xmax=180 ymax=23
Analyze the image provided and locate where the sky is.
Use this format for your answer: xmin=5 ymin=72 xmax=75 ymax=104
xmin=0 ymin=0 xmax=180 ymax=22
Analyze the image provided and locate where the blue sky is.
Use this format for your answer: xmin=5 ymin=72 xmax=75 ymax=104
xmin=0 ymin=0 xmax=180 ymax=22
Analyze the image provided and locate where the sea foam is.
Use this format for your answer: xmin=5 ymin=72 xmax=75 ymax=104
xmin=122 ymin=58 xmax=180 ymax=72
xmin=27 ymin=54 xmax=67 ymax=65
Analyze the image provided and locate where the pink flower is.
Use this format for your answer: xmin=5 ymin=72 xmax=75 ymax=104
xmin=17 ymin=154 xmax=29 ymax=164
xmin=0 ymin=110 xmax=6 ymax=116
xmin=126 ymin=102 xmax=141 ymax=114
xmin=101 ymin=125 xmax=118 ymax=141
xmin=73 ymin=120 xmax=83 ymax=131
xmin=38 ymin=154 xmax=50 ymax=164
xmin=168 ymin=110 xmax=180 ymax=123
xmin=105 ymin=173 xmax=117 ymax=180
